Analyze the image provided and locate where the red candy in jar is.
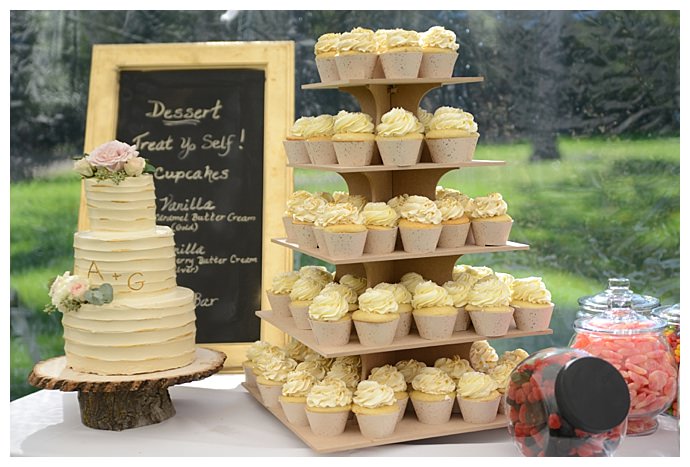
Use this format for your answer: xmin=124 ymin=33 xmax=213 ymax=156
xmin=571 ymin=293 xmax=678 ymax=435
xmin=506 ymin=348 xmax=629 ymax=457
xmin=653 ymin=304 xmax=680 ymax=418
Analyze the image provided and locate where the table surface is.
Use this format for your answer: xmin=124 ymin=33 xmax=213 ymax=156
xmin=10 ymin=374 xmax=680 ymax=457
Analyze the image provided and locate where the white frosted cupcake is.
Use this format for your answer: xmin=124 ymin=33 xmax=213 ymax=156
xmin=279 ymin=370 xmax=317 ymax=426
xmin=368 ymin=364 xmax=409 ymax=422
xmin=361 ymin=202 xmax=399 ymax=254
xmin=305 ymin=377 xmax=353 ymax=437
xmin=321 ymin=282 xmax=359 ymax=312
xmin=352 ymin=380 xmax=400 ymax=439
xmin=452 ymin=264 xmax=494 ymax=282
xmin=283 ymin=117 xmax=313 ymax=165
xmin=398 ymin=195 xmax=443 ymax=253
xmin=456 ymin=371 xmax=501 ymax=423
xmin=375 ymin=28 xmax=423 ymax=78
xmin=469 ymin=193 xmax=513 ymax=246
xmin=466 ymin=274 xmax=514 ymax=337
xmin=353 ymin=288 xmax=400 ymax=346
xmin=395 ymin=358 xmax=427 ymax=393
xmin=332 ymin=191 xmax=367 ymax=211
xmin=295 ymin=360 xmax=328 ymax=381
xmin=291 ymin=194 xmax=327 ymax=249
xmin=387 ymin=193 xmax=410 ymax=215
xmin=256 ymin=355 xmax=298 ymax=408
xmin=266 ymin=271 xmax=300 ymax=317
xmin=418 ymin=107 xmax=433 ymax=134
xmin=308 ymin=289 xmax=352 ymax=346
xmin=409 ymin=367 xmax=456 ymax=424
xmin=435 ymin=197 xmax=471 ymax=248
xmin=419 ymin=26 xmax=459 ymax=78
xmin=400 ymin=271 xmax=425 ymax=294
xmin=282 ymin=338 xmax=310 ymax=363
xmin=314 ymin=33 xmax=341 ymax=83
xmin=326 ymin=361 xmax=361 ymax=392
xmin=242 ymin=340 xmax=272 ymax=387
xmin=319 ymin=202 xmax=367 ymax=259
xmin=442 ymin=280 xmax=471 ymax=331
xmin=302 ymin=114 xmax=336 ymax=165
xmin=298 ymin=265 xmax=334 ymax=286
xmin=335 ymin=27 xmax=378 ymax=80
xmin=412 ymin=281 xmax=457 ymax=340
xmin=288 ymin=276 xmax=325 ymax=330
xmin=488 ymin=363 xmax=513 ymax=415
xmin=374 ymin=282 xmax=413 ymax=337
xmin=251 ymin=344 xmax=288 ymax=382
xmin=469 ymin=340 xmax=499 ymax=373
xmin=332 ymin=110 xmax=376 ymax=166
xmin=376 ymin=108 xmax=424 ymax=166
xmin=283 ymin=190 xmax=313 ymax=242
xmin=435 ymin=355 xmax=473 ymax=414
xmin=339 ymin=273 xmax=368 ymax=296
xmin=498 ymin=348 xmax=529 ymax=368
xmin=510 ymin=277 xmax=554 ymax=331
xmin=425 ymin=107 xmax=479 ymax=163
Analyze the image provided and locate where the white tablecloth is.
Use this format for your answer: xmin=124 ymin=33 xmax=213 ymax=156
xmin=10 ymin=374 xmax=680 ymax=456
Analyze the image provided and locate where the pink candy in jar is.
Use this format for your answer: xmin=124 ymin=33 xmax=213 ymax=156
xmin=571 ymin=292 xmax=678 ymax=436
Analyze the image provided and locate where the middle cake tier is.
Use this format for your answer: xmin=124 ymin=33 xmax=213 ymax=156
xmin=73 ymin=225 xmax=177 ymax=297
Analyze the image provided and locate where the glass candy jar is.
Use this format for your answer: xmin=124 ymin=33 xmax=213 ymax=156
xmin=506 ymin=348 xmax=629 ymax=457
xmin=652 ymin=303 xmax=680 ymax=417
xmin=578 ymin=277 xmax=659 ymax=318
xmin=571 ymin=293 xmax=678 ymax=436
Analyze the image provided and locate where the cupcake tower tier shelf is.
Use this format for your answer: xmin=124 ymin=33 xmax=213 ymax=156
xmin=252 ymin=75 xmax=551 ymax=453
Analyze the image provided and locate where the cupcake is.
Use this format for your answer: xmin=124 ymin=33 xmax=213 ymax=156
xmin=302 ymin=348 xmax=334 ymax=368
xmin=251 ymin=344 xmax=288 ymax=382
xmin=456 ymin=371 xmax=501 ymax=423
xmin=288 ymin=276 xmax=325 ymax=330
xmin=302 ymin=114 xmax=336 ymax=165
xmin=368 ymin=364 xmax=409 ymax=422
xmin=488 ymin=363 xmax=513 ymax=415
xmin=332 ymin=191 xmax=368 ymax=211
xmin=395 ymin=358 xmax=427 ymax=391
xmin=242 ymin=340 xmax=272 ymax=387
xmin=442 ymin=280 xmax=471 ymax=331
xmin=352 ymin=380 xmax=400 ymax=439
xmin=353 ymin=288 xmax=400 ymax=346
xmin=510 ymin=277 xmax=554 ymax=331
xmin=295 ymin=360 xmax=328 ymax=381
xmin=466 ymin=274 xmax=514 ymax=337
xmin=361 ymin=202 xmax=400 ymax=254
xmin=321 ymin=282 xmax=359 ymax=312
xmin=279 ymin=370 xmax=317 ymax=426
xmin=398 ymin=195 xmax=443 ymax=253
xmin=496 ymin=272 xmax=515 ymax=288
xmin=283 ymin=117 xmax=313 ymax=165
xmin=453 ymin=264 xmax=494 ymax=282
xmin=284 ymin=339 xmax=310 ymax=363
xmin=435 ymin=355 xmax=473 ymax=413
xmin=305 ymin=377 xmax=353 ymax=437
xmin=469 ymin=193 xmax=513 ymax=246
xmin=376 ymin=28 xmax=423 ymax=79
xmin=339 ymin=274 xmax=368 ymax=296
xmin=266 ymin=271 xmax=300 ymax=317
xmin=376 ymin=108 xmax=424 ymax=166
xmin=411 ymin=280 xmax=457 ymax=340
xmin=326 ymin=361 xmax=361 ymax=392
xmin=469 ymin=340 xmax=499 ymax=373
xmin=299 ymin=265 xmax=334 ymax=285
xmin=335 ymin=27 xmax=378 ymax=80
xmin=387 ymin=193 xmax=410 ymax=215
xmin=419 ymin=26 xmax=459 ymax=78
xmin=418 ymin=107 xmax=433 ymax=134
xmin=332 ymin=110 xmax=376 ymax=166
xmin=425 ymin=107 xmax=479 ymax=163
xmin=400 ymin=271 xmax=425 ymax=294
xmin=334 ymin=355 xmax=362 ymax=369
xmin=314 ymin=33 xmax=341 ymax=83
xmin=283 ymin=190 xmax=313 ymax=242
xmin=409 ymin=367 xmax=456 ymax=424
xmin=308 ymin=289 xmax=352 ymax=346
xmin=256 ymin=355 xmax=298 ymax=408
xmin=320 ymin=202 xmax=368 ymax=259
xmin=374 ymin=282 xmax=413 ymax=337
xmin=435 ymin=197 xmax=471 ymax=248
xmin=498 ymin=348 xmax=529 ymax=368
xmin=291 ymin=194 xmax=328 ymax=249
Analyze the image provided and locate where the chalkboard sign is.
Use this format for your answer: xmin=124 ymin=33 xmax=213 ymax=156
xmin=81 ymin=42 xmax=294 ymax=369
xmin=116 ymin=69 xmax=265 ymax=343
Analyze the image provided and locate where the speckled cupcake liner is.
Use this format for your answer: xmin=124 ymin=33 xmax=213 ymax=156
xmin=468 ymin=309 xmax=514 ymax=337
xmin=396 ymin=395 xmax=409 ymax=422
xmin=394 ymin=310 xmax=413 ymax=338
xmin=283 ymin=215 xmax=295 ymax=243
xmin=353 ymin=317 xmax=399 ymax=346
xmin=498 ymin=393 xmax=507 ymax=415
xmin=323 ymin=230 xmax=367 ymax=259
xmin=453 ymin=306 xmax=470 ymax=332
xmin=399 ymin=225 xmax=443 ymax=253
xmin=413 ymin=311 xmax=458 ymax=340
xmin=312 ymin=226 xmax=329 ymax=254
xmin=309 ymin=318 xmax=352 ymax=346
xmin=426 ymin=135 xmax=479 ymax=163
xmin=513 ymin=304 xmax=554 ymax=331
xmin=334 ymin=140 xmax=375 ymax=166
xmin=288 ymin=302 xmax=312 ymax=330
xmin=457 ymin=395 xmax=500 ymax=424
xmin=283 ymin=139 xmax=311 ymax=165
xmin=257 ymin=382 xmax=282 ymax=408
xmin=316 ymin=56 xmax=340 ymax=83
xmin=363 ymin=227 xmax=398 ymax=255
xmin=306 ymin=409 xmax=350 ymax=437
xmin=377 ymin=138 xmax=423 ymax=166
xmin=292 ymin=222 xmax=318 ymax=249
xmin=380 ymin=51 xmax=423 ymax=79
xmin=438 ymin=222 xmax=471 ymax=249
xmin=266 ymin=291 xmax=291 ymax=317
xmin=419 ymin=51 xmax=458 ymax=79
xmin=335 ymin=53 xmax=378 ymax=80
xmin=411 ymin=396 xmax=454 ymax=425
xmin=356 ymin=410 xmax=399 ymax=439
xmin=305 ymin=140 xmax=337 ymax=165
xmin=280 ymin=399 xmax=309 ymax=426
xmin=243 ymin=362 xmax=256 ymax=388
xmin=470 ymin=219 xmax=513 ymax=246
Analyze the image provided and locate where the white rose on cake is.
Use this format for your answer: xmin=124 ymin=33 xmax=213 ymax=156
xmin=73 ymin=158 xmax=93 ymax=177
xmin=124 ymin=157 xmax=146 ymax=176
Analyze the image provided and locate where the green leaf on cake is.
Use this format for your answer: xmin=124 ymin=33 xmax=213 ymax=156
xmin=84 ymin=283 xmax=114 ymax=306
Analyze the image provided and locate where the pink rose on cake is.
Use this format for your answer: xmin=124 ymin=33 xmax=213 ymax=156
xmin=86 ymin=140 xmax=139 ymax=171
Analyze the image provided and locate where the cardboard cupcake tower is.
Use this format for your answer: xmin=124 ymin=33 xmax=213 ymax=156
xmin=246 ymin=75 xmax=552 ymax=453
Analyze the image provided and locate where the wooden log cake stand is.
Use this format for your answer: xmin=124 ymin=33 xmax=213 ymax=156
xmin=28 ymin=347 xmax=226 ymax=431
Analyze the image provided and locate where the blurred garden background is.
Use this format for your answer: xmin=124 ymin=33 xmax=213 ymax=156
xmin=10 ymin=10 xmax=679 ymax=400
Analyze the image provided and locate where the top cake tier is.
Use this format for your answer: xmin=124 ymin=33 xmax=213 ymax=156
xmin=84 ymin=174 xmax=157 ymax=232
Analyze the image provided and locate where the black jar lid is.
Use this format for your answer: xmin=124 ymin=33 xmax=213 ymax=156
xmin=555 ymin=357 xmax=630 ymax=433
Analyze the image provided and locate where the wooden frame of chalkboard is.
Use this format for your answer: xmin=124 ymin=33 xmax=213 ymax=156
xmin=79 ymin=42 xmax=294 ymax=371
